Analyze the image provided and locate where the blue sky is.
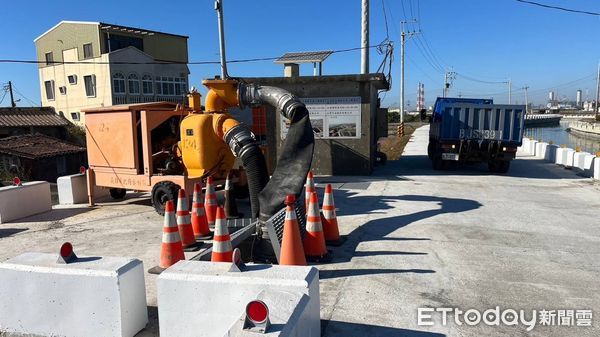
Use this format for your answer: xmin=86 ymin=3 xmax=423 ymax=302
xmin=0 ymin=0 xmax=599 ymax=108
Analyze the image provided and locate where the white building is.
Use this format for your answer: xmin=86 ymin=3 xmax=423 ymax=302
xmin=34 ymin=21 xmax=189 ymax=125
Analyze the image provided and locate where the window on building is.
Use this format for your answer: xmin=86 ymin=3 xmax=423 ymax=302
xmin=156 ymin=76 xmax=186 ymax=96
xmin=67 ymin=75 xmax=77 ymax=85
xmin=59 ymin=86 xmax=67 ymax=95
xmin=70 ymin=112 xmax=81 ymax=121
xmin=142 ymin=75 xmax=153 ymax=95
xmin=113 ymin=73 xmax=125 ymax=94
xmin=45 ymin=52 xmax=54 ymax=66
xmin=128 ymin=74 xmax=140 ymax=94
xmin=44 ymin=80 xmax=55 ymax=100
xmin=84 ymin=75 xmax=96 ymax=97
xmin=83 ymin=43 xmax=93 ymax=59
xmin=103 ymin=33 xmax=144 ymax=53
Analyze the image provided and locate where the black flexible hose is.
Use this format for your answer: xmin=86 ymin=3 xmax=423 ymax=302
xmin=224 ymin=124 xmax=269 ymax=219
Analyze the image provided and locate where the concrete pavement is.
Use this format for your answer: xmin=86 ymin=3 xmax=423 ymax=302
xmin=1 ymin=125 xmax=599 ymax=336
xmin=318 ymin=125 xmax=600 ymax=336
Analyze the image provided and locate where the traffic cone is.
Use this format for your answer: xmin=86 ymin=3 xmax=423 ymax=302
xmin=279 ymin=195 xmax=307 ymax=266
xmin=211 ymin=206 xmax=233 ymax=262
xmin=305 ymin=171 xmax=315 ymax=213
xmin=191 ymin=182 xmax=212 ymax=240
xmin=204 ymin=176 xmax=218 ymax=228
xmin=303 ymin=191 xmax=330 ymax=262
xmin=321 ymin=184 xmax=346 ymax=246
xmin=224 ymin=173 xmax=241 ymax=219
xmin=176 ymin=189 xmax=202 ymax=251
xmin=153 ymin=200 xmax=185 ymax=272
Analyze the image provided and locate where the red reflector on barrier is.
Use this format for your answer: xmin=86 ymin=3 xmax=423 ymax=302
xmin=60 ymin=242 xmax=73 ymax=258
xmin=57 ymin=242 xmax=78 ymax=264
xmin=13 ymin=177 xmax=21 ymax=186
xmin=246 ymin=300 xmax=268 ymax=324
xmin=80 ymin=166 xmax=86 ymax=174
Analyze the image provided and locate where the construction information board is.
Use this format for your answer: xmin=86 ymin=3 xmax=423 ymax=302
xmin=281 ymin=97 xmax=362 ymax=140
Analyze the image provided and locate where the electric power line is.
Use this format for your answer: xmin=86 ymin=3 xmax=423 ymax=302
xmin=515 ymin=0 xmax=600 ymax=16
xmin=0 ymin=44 xmax=387 ymax=66
xmin=11 ymin=85 xmax=39 ymax=106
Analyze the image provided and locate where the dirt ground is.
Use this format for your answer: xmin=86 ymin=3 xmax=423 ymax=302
xmin=379 ymin=121 xmax=427 ymax=160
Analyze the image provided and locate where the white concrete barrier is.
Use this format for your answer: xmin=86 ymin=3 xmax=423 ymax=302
xmin=0 ymin=252 xmax=148 ymax=337
xmin=595 ymin=157 xmax=600 ymax=180
xmin=580 ymin=154 xmax=597 ymax=177
xmin=529 ymin=140 xmax=538 ymax=156
xmin=573 ymin=152 xmax=591 ymax=173
xmin=555 ymin=148 xmax=565 ymax=165
xmin=157 ymin=261 xmax=320 ymax=337
xmin=58 ymin=173 xmax=109 ymax=205
xmin=224 ymin=289 xmax=311 ymax=337
xmin=535 ymin=142 xmax=548 ymax=159
xmin=0 ymin=181 xmax=51 ymax=223
xmin=565 ymin=149 xmax=576 ymax=168
xmin=545 ymin=144 xmax=558 ymax=162
xmin=520 ymin=138 xmax=530 ymax=153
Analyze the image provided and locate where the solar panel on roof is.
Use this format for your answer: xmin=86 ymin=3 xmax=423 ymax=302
xmin=274 ymin=50 xmax=333 ymax=64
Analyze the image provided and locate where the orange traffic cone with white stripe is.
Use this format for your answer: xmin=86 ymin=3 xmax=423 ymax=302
xmin=304 ymin=171 xmax=315 ymax=213
xmin=176 ymin=189 xmax=202 ymax=251
xmin=211 ymin=206 xmax=233 ymax=262
xmin=279 ymin=194 xmax=307 ymax=266
xmin=321 ymin=184 xmax=346 ymax=246
xmin=204 ymin=176 xmax=218 ymax=228
xmin=304 ymin=191 xmax=331 ymax=262
xmin=191 ymin=182 xmax=212 ymax=240
xmin=150 ymin=200 xmax=185 ymax=273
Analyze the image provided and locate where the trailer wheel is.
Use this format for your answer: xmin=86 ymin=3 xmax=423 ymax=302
xmin=109 ymin=188 xmax=126 ymax=200
xmin=432 ymin=154 xmax=444 ymax=170
xmin=151 ymin=181 xmax=180 ymax=215
xmin=488 ymin=160 xmax=510 ymax=174
xmin=427 ymin=141 xmax=435 ymax=160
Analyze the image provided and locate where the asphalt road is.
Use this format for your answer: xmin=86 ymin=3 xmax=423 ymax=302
xmin=1 ymin=125 xmax=598 ymax=336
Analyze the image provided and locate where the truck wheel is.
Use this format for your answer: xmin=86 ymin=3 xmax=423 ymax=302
xmin=432 ymin=155 xmax=444 ymax=170
xmin=497 ymin=160 xmax=511 ymax=174
xmin=427 ymin=142 xmax=435 ymax=160
xmin=151 ymin=181 xmax=180 ymax=215
xmin=109 ymin=188 xmax=126 ymax=200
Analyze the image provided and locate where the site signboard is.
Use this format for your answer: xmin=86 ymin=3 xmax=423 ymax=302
xmin=280 ymin=96 xmax=362 ymax=140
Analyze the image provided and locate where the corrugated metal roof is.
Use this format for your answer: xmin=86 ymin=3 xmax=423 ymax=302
xmin=0 ymin=108 xmax=70 ymax=127
xmin=274 ymin=51 xmax=333 ymax=64
xmin=0 ymin=134 xmax=85 ymax=159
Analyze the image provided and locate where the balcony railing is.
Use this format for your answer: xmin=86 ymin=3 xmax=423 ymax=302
xmin=112 ymin=94 xmax=186 ymax=106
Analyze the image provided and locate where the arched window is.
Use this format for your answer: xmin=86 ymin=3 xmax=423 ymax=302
xmin=128 ymin=73 xmax=140 ymax=94
xmin=142 ymin=75 xmax=153 ymax=95
xmin=112 ymin=73 xmax=125 ymax=94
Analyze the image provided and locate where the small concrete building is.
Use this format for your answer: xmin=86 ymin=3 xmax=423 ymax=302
xmin=34 ymin=21 xmax=190 ymax=125
xmin=242 ymin=74 xmax=389 ymax=175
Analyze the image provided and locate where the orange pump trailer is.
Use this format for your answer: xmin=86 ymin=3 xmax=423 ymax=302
xmin=83 ymin=102 xmax=208 ymax=210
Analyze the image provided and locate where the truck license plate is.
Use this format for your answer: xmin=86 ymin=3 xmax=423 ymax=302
xmin=442 ymin=153 xmax=459 ymax=161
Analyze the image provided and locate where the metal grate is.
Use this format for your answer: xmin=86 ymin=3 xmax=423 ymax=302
xmin=264 ymin=201 xmax=307 ymax=262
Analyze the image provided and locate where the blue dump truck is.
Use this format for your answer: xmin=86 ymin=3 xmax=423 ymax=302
xmin=427 ymin=97 xmax=525 ymax=173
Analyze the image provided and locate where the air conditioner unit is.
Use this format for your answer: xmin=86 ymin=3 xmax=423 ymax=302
xmin=68 ymin=75 xmax=77 ymax=85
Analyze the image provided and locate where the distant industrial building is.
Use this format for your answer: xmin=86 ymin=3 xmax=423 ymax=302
xmin=34 ymin=21 xmax=190 ymax=125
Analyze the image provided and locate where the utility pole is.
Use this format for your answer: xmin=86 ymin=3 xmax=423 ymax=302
xmin=508 ymin=78 xmax=512 ymax=104
xmin=595 ymin=62 xmax=600 ymax=118
xmin=400 ymin=19 xmax=419 ymax=131
xmin=8 ymin=81 xmax=16 ymax=108
xmin=214 ymin=0 xmax=228 ymax=79
xmin=361 ymin=0 xmax=369 ymax=74
xmin=443 ymin=70 xmax=456 ymax=98
xmin=522 ymin=86 xmax=529 ymax=113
